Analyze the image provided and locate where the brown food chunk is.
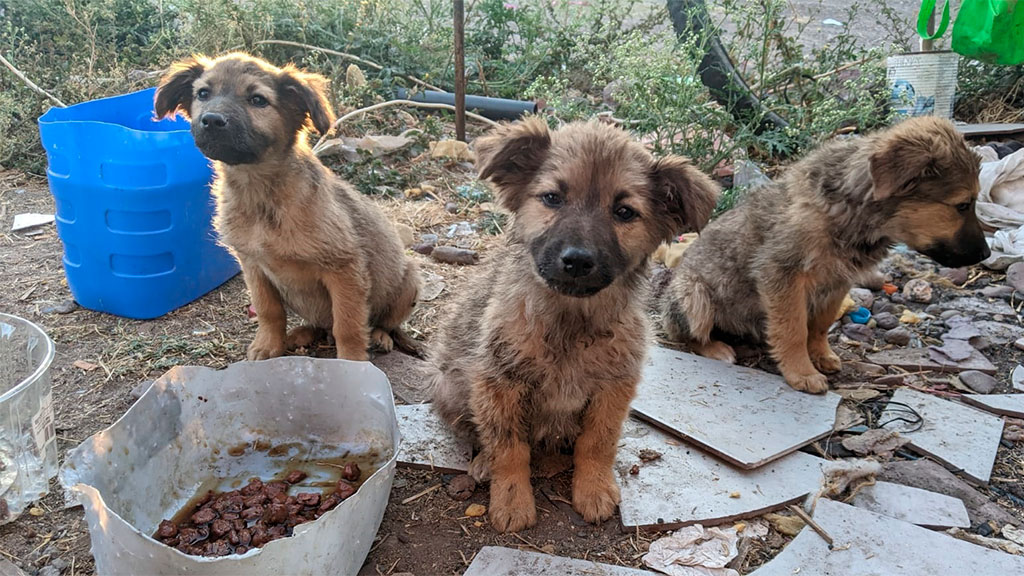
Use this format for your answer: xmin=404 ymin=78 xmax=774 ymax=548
xmin=335 ymin=480 xmax=356 ymax=500
xmin=317 ymin=494 xmax=341 ymax=516
xmin=228 ymin=530 xmax=240 ymax=546
xmin=206 ymin=540 xmax=231 ymax=557
xmin=265 ymin=482 xmax=288 ymax=498
xmin=341 ymin=462 xmax=361 ymax=482
xmin=262 ymin=502 xmax=288 ymax=524
xmin=240 ymin=478 xmax=264 ymax=497
xmin=272 ymin=491 xmax=289 ymax=504
xmin=234 ymin=545 xmax=248 ymax=555
xmin=156 ymin=519 xmax=178 ymax=539
xmin=238 ymin=528 xmax=252 ymax=547
xmin=250 ymin=526 xmax=269 ymax=548
xmin=210 ymin=519 xmax=232 ymax=538
xmin=191 ymin=507 xmax=217 ymax=525
xmin=284 ymin=470 xmax=308 ymax=484
xmin=243 ymin=494 xmax=266 ymax=508
xmin=241 ymin=506 xmax=264 ymax=520
xmin=296 ymin=492 xmax=320 ymax=507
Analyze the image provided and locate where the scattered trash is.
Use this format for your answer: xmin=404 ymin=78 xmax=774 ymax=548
xmin=42 ymin=299 xmax=77 ymax=315
xmin=822 ymin=18 xmax=844 ymax=26
xmin=848 ymin=307 xmax=871 ymax=324
xmin=1004 ymin=525 xmax=1024 ymax=547
xmin=642 ymin=524 xmax=743 ymax=576
xmin=840 ymin=429 xmax=910 ymax=458
xmin=835 ymin=294 xmax=858 ymax=321
xmin=73 ymin=359 xmax=98 ymax=371
xmin=318 ymin=135 xmax=412 ymax=162
xmin=899 ymin=310 xmax=922 ymax=324
xmin=455 ymin=182 xmax=492 ymax=203
xmin=946 ymin=528 xmax=1024 ymax=555
xmin=882 ymin=283 xmax=898 ymax=295
xmin=419 ymin=272 xmax=446 ymax=302
xmin=975 ymin=147 xmax=1024 ymax=269
xmin=902 ymin=278 xmax=933 ymax=303
xmin=464 ymin=503 xmax=486 ymax=517
xmin=732 ymin=158 xmax=771 ymax=190
xmin=430 ymin=246 xmax=478 ymax=265
xmin=833 ymin=404 xmax=865 ymax=431
xmin=11 ymin=213 xmax=55 ymax=232
xmin=430 ymin=140 xmax=474 ymax=162
xmin=446 ymin=221 xmax=475 ymax=238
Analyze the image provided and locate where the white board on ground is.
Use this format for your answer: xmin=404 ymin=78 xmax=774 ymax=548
xmin=849 ymin=480 xmax=970 ymax=529
xmin=866 ymin=347 xmax=997 ymax=374
xmin=881 ymin=388 xmax=1003 ymax=483
xmin=631 ymin=346 xmax=841 ymax=469
xmin=395 ymin=403 xmax=471 ymax=473
xmin=616 ymin=419 xmax=826 ymax=530
xmin=463 ymin=546 xmax=653 ymax=576
xmin=751 ymin=499 xmax=1024 ymax=575
xmin=963 ymin=394 xmax=1024 ymax=419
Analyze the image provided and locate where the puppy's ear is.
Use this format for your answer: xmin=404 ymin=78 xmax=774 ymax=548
xmin=869 ymin=132 xmax=934 ymax=201
xmin=474 ymin=116 xmax=551 ymax=211
xmin=154 ymin=56 xmax=207 ymax=119
xmin=650 ymin=156 xmax=720 ymax=237
xmin=279 ymin=67 xmax=336 ymax=135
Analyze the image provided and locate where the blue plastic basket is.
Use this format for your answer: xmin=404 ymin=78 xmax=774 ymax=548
xmin=37 ymin=88 xmax=239 ymax=320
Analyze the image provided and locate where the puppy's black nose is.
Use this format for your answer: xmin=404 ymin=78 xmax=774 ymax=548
xmin=200 ymin=113 xmax=227 ymax=129
xmin=560 ymin=247 xmax=595 ymax=278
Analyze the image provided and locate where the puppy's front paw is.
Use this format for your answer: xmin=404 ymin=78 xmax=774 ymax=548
xmin=468 ymin=453 xmax=491 ymax=482
xmin=694 ymin=340 xmax=736 ymax=364
xmin=572 ymin=470 xmax=620 ymax=524
xmin=247 ymin=331 xmax=286 ymax=360
xmin=786 ymin=370 xmax=829 ymax=394
xmin=811 ymin=348 xmax=842 ymax=374
xmin=489 ymin=479 xmax=536 ymax=532
xmin=370 ymin=328 xmax=394 ymax=354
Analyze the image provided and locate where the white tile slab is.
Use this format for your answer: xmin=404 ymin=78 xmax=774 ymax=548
xmin=632 ymin=346 xmax=841 ymax=469
xmin=866 ymin=347 xmax=997 ymax=375
xmin=963 ymin=394 xmax=1024 ymax=418
xmin=395 ymin=403 xmax=471 ymax=473
xmin=1013 ymin=365 xmax=1024 ymax=392
xmin=463 ymin=546 xmax=652 ymax=576
xmin=616 ymin=419 xmax=826 ymax=530
xmin=849 ymin=480 xmax=969 ymax=529
xmin=881 ymin=388 xmax=1004 ymax=483
xmin=751 ymin=499 xmax=1024 ymax=575
xmin=944 ymin=297 xmax=1017 ymax=318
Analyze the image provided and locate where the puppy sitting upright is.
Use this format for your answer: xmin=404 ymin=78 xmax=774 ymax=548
xmin=661 ymin=116 xmax=990 ymax=394
xmin=430 ymin=118 xmax=719 ymax=532
xmin=155 ymin=53 xmax=420 ymax=361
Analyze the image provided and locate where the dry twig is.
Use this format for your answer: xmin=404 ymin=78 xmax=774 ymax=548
xmin=0 ymin=53 xmax=66 ymax=107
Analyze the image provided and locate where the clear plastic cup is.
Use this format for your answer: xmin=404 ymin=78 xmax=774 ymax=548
xmin=0 ymin=313 xmax=57 ymax=523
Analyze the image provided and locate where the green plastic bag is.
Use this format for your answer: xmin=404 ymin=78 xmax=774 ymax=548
xmin=919 ymin=0 xmax=1024 ymax=66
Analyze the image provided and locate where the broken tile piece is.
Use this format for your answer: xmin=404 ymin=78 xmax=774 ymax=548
xmin=395 ymin=403 xmax=470 ymax=473
xmin=12 ymin=213 xmax=54 ymax=231
xmin=463 ymin=546 xmax=652 ymax=576
xmin=866 ymin=347 xmax=996 ymax=375
xmin=1012 ymin=365 xmax=1024 ymax=392
xmin=850 ymin=480 xmax=969 ymax=529
xmin=962 ymin=394 xmax=1024 ymax=418
xmin=881 ymin=388 xmax=1003 ymax=483
xmin=372 ymin=351 xmax=430 ymax=404
xmin=632 ymin=346 xmax=841 ymax=469
xmin=616 ymin=419 xmax=825 ymax=530
xmin=751 ymin=500 xmax=1024 ymax=575
xmin=944 ymin=297 xmax=1016 ymax=317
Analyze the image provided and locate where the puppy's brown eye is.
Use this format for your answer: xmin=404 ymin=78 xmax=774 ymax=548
xmin=249 ymin=95 xmax=269 ymax=107
xmin=196 ymin=88 xmax=210 ymax=101
xmin=614 ymin=205 xmax=638 ymax=222
xmin=541 ymin=193 xmax=563 ymax=208
xmin=955 ymin=202 xmax=972 ymax=213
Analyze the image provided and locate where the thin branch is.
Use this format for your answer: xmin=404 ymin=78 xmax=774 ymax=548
xmin=0 ymin=53 xmax=66 ymax=107
xmin=254 ymin=40 xmax=445 ymax=93
xmin=312 ymin=99 xmax=499 ymax=155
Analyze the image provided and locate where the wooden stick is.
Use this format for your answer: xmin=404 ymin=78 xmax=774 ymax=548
xmin=312 ymin=99 xmax=498 ymax=155
xmin=788 ymin=504 xmax=834 ymax=547
xmin=0 ymin=53 xmax=66 ymax=107
xmin=453 ymin=0 xmax=467 ymax=142
xmin=400 ymin=482 xmax=441 ymax=504
xmin=254 ymin=40 xmax=445 ymax=93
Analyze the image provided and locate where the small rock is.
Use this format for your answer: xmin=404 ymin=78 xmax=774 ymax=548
xmin=394 ymin=223 xmax=415 ymax=248
xmin=38 ymin=567 xmax=60 ymax=576
xmin=430 ymin=246 xmax=478 ymax=265
xmin=841 ymin=323 xmax=875 ymax=343
xmin=874 ymin=312 xmax=899 ymax=330
xmin=51 ymin=558 xmax=69 ymax=572
xmin=446 ymin=474 xmax=476 ymax=501
xmin=130 ymin=380 xmax=154 ymax=401
xmin=849 ymin=288 xmax=874 ymax=310
xmin=925 ymin=304 xmax=943 ymax=316
xmin=890 ymin=293 xmax=906 ymax=304
xmin=903 ymin=278 xmax=933 ymax=303
xmin=899 ymin=310 xmax=921 ymax=324
xmin=444 ymin=201 xmax=459 ymax=214
xmin=872 ymin=300 xmax=895 ymax=315
xmin=939 ymin=267 xmax=969 ymax=286
xmin=42 ymin=299 xmax=77 ymax=314
xmin=884 ymin=327 xmax=911 ymax=346
xmin=465 ymin=503 xmax=487 ymax=517
xmin=420 ymin=233 xmax=439 ymax=246
xmin=959 ymin=370 xmax=998 ymax=394
xmin=979 ymin=285 xmax=1014 ymax=300
xmin=850 ymin=362 xmax=885 ymax=376
xmin=874 ymin=374 xmax=905 ymax=386
xmin=412 ymin=243 xmax=435 ymax=255
xmin=941 ymin=310 xmax=963 ymax=321
xmin=764 ymin=513 xmax=805 ymax=536
xmin=1007 ymin=262 xmax=1024 ymax=294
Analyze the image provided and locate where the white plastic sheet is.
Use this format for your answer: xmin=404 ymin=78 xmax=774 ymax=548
xmin=976 ymin=147 xmax=1024 ymax=269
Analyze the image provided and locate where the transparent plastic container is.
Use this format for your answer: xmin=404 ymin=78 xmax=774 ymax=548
xmin=0 ymin=313 xmax=57 ymax=524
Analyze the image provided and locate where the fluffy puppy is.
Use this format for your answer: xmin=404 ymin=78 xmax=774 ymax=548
xmin=429 ymin=118 xmax=719 ymax=532
xmin=661 ymin=116 xmax=990 ymax=393
xmin=155 ymin=53 xmax=420 ymax=361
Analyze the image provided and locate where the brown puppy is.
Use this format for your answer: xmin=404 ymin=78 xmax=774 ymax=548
xmin=155 ymin=53 xmax=420 ymax=361
xmin=430 ymin=118 xmax=719 ymax=532
xmin=661 ymin=116 xmax=990 ymax=393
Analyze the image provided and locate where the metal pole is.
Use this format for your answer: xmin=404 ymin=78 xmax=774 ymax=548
xmin=920 ymin=11 xmax=935 ymax=52
xmin=453 ymin=0 xmax=467 ymax=141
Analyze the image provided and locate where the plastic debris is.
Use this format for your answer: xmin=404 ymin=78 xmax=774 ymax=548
xmin=643 ymin=524 xmax=744 ymax=576
xmin=849 ymin=306 xmax=871 ymax=324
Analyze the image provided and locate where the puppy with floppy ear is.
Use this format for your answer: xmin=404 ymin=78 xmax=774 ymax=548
xmin=155 ymin=53 xmax=421 ymax=361
xmin=429 ymin=117 xmax=719 ymax=532
xmin=661 ymin=116 xmax=989 ymax=393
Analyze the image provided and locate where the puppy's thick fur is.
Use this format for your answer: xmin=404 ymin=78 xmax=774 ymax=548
xmin=429 ymin=118 xmax=719 ymax=532
xmin=155 ymin=53 xmax=419 ymax=361
xmin=661 ymin=116 xmax=990 ymax=393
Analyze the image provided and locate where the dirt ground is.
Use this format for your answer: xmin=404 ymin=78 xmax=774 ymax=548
xmin=1 ymin=130 xmax=1023 ymax=576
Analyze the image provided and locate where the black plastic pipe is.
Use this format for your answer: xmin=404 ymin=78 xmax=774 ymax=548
xmin=394 ymin=88 xmax=538 ymax=121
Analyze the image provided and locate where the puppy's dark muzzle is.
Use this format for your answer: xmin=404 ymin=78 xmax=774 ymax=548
xmin=542 ymin=246 xmax=613 ymax=297
xmin=192 ymin=112 xmax=259 ymax=165
xmin=921 ymin=229 xmax=991 ymax=268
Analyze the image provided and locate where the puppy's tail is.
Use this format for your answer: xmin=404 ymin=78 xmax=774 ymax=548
xmin=390 ymin=327 xmax=425 ymax=359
